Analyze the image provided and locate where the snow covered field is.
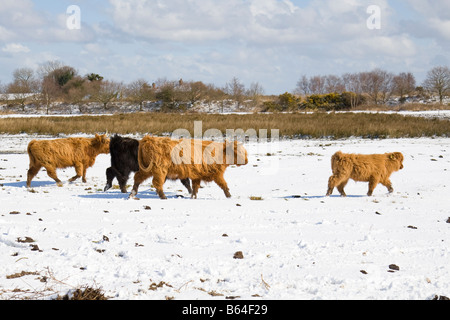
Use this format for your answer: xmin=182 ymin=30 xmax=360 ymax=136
xmin=0 ymin=134 xmax=449 ymax=300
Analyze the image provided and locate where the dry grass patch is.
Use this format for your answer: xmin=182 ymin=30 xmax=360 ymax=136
xmin=0 ymin=112 xmax=448 ymax=138
xmin=54 ymin=286 xmax=108 ymax=300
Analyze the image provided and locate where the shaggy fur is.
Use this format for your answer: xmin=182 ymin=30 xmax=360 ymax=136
xmin=104 ymin=134 xmax=192 ymax=193
xmin=130 ymin=136 xmax=248 ymax=199
xmin=27 ymin=134 xmax=110 ymax=187
xmin=326 ymin=151 xmax=404 ymax=197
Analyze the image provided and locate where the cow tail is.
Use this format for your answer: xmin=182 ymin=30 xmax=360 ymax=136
xmin=137 ymin=143 xmax=153 ymax=173
xmin=27 ymin=140 xmax=37 ymax=168
xmin=330 ymin=151 xmax=343 ymax=173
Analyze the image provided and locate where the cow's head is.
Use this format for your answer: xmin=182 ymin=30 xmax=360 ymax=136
xmin=225 ymin=140 xmax=248 ymax=166
xmin=388 ymin=152 xmax=404 ymax=170
xmin=93 ymin=133 xmax=110 ymax=154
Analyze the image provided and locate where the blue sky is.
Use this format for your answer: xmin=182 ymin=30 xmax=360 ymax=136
xmin=1 ymin=0 xmax=450 ymax=94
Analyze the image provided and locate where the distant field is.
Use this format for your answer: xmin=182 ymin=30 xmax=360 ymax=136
xmin=0 ymin=112 xmax=449 ymax=139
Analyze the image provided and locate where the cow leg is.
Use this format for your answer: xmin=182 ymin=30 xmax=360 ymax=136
xmin=180 ymin=178 xmax=192 ymax=194
xmin=336 ymin=179 xmax=349 ymax=197
xmin=117 ymin=169 xmax=131 ymax=193
xmin=213 ymin=174 xmax=231 ymax=198
xmin=326 ymin=175 xmax=340 ymax=196
xmin=105 ymin=167 xmax=129 ymax=193
xmin=191 ymin=179 xmax=201 ymax=199
xmin=26 ymin=165 xmax=42 ymax=188
xmin=381 ymin=179 xmax=394 ymax=193
xmin=367 ymin=176 xmax=379 ymax=196
xmin=82 ymin=166 xmax=87 ymax=183
xmin=152 ymin=174 xmax=167 ymax=199
xmin=69 ymin=163 xmax=83 ymax=183
xmin=129 ymin=170 xmax=148 ymax=199
xmin=104 ymin=167 xmax=115 ymax=191
xmin=45 ymin=167 xmax=63 ymax=187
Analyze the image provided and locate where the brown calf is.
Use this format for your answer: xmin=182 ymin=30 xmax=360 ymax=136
xmin=326 ymin=151 xmax=404 ymax=196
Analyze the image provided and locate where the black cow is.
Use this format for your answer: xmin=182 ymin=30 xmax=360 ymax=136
xmin=104 ymin=135 xmax=192 ymax=194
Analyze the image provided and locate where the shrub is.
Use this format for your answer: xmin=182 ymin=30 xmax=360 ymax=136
xmin=302 ymin=92 xmax=358 ymax=111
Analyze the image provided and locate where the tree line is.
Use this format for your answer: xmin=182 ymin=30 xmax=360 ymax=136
xmin=264 ymin=66 xmax=450 ymax=112
xmin=1 ymin=60 xmax=449 ymax=113
xmin=0 ymin=60 xmax=264 ymax=113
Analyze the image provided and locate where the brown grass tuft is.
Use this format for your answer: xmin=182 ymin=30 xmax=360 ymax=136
xmin=54 ymin=286 xmax=108 ymax=300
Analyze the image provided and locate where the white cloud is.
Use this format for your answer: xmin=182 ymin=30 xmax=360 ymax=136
xmin=400 ymin=0 xmax=450 ymax=42
xmin=81 ymin=43 xmax=110 ymax=56
xmin=2 ymin=43 xmax=30 ymax=53
xmin=106 ymin=0 xmax=400 ymax=47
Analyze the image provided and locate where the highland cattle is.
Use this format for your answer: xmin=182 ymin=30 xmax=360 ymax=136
xmin=26 ymin=134 xmax=110 ymax=187
xmin=326 ymin=151 xmax=404 ymax=196
xmin=104 ymin=135 xmax=192 ymax=194
xmin=129 ymin=136 xmax=248 ymax=199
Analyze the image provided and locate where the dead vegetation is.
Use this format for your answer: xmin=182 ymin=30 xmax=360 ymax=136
xmin=2 ymin=267 xmax=109 ymax=300
xmin=0 ymin=112 xmax=448 ymax=138
xmin=54 ymin=286 xmax=108 ymax=300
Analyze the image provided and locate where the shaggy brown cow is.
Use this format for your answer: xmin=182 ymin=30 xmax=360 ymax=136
xmin=26 ymin=134 xmax=110 ymax=187
xmin=129 ymin=136 xmax=248 ymax=199
xmin=326 ymin=151 xmax=404 ymax=197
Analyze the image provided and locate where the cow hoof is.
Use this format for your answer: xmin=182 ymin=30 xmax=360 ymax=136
xmin=128 ymin=191 xmax=139 ymax=200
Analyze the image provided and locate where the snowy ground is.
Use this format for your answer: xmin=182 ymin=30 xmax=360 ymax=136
xmin=0 ymin=134 xmax=449 ymax=300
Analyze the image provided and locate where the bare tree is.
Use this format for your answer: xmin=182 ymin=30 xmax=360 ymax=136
xmin=342 ymin=72 xmax=364 ymax=108
xmin=360 ymin=69 xmax=394 ymax=105
xmin=91 ymin=80 xmax=122 ymax=110
xmin=423 ymin=66 xmax=450 ymax=104
xmin=37 ymin=60 xmax=64 ymax=80
xmin=37 ymin=61 xmax=76 ymax=113
xmin=392 ymin=72 xmax=416 ymax=100
xmin=224 ymin=77 xmax=246 ymax=107
xmin=183 ymin=81 xmax=210 ymax=106
xmin=308 ymin=75 xmax=327 ymax=95
xmin=126 ymin=79 xmax=154 ymax=111
xmin=295 ymin=75 xmax=310 ymax=96
xmin=324 ymin=75 xmax=345 ymax=93
xmin=246 ymin=82 xmax=265 ymax=109
xmin=6 ymin=68 xmax=40 ymax=110
xmin=63 ymin=76 xmax=89 ymax=113
xmin=41 ymin=76 xmax=61 ymax=114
